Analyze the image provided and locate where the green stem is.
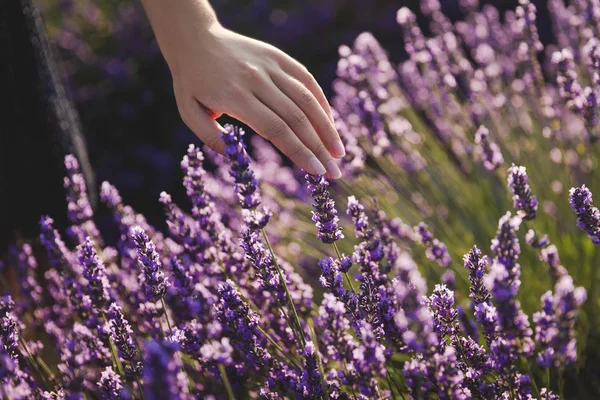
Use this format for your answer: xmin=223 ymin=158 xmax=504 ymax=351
xmin=218 ymin=364 xmax=235 ymax=400
xmin=307 ymin=319 xmax=330 ymax=400
xmin=158 ymin=316 xmax=167 ymax=338
xmin=257 ymin=326 xmax=301 ymax=370
xmin=19 ymin=337 xmax=50 ymax=388
xmin=332 ymin=242 xmax=357 ymax=296
xmin=160 ymin=298 xmax=173 ymax=335
xmin=136 ymin=377 xmax=145 ymax=400
xmin=519 ymin=355 xmax=541 ymax=399
xmin=261 ymin=228 xmax=306 ymax=347
xmin=101 ymin=313 xmax=125 ymax=376
xmin=546 ymin=368 xmax=550 ymax=392
xmin=387 ymin=372 xmax=399 ymax=400
xmin=343 ymin=360 xmax=358 ymax=399
xmin=558 ymin=368 xmax=565 ymax=398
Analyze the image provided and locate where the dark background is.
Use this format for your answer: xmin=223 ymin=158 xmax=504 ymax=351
xmin=27 ymin=0 xmax=552 ymax=236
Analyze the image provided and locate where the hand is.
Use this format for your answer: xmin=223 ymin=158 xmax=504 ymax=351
xmin=142 ymin=0 xmax=344 ymax=178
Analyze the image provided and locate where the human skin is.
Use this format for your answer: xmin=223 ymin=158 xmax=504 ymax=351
xmin=141 ymin=0 xmax=344 ymax=178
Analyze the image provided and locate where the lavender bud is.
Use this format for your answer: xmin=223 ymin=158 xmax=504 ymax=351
xmin=78 ymin=237 xmax=111 ymax=310
xmin=569 ymin=185 xmax=600 ymax=244
xmin=306 ymin=174 xmax=344 ymax=244
xmin=132 ymin=226 xmax=169 ymax=301
xmin=143 ymin=340 xmax=190 ymax=399
xmin=474 ymin=125 xmax=503 ymax=171
xmin=221 ymin=125 xmax=261 ymax=210
xmin=507 ymin=164 xmax=538 ymax=220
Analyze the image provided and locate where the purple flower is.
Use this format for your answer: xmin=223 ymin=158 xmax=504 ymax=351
xmin=9 ymin=244 xmax=43 ymax=313
xmin=39 ymin=215 xmax=75 ymax=272
xmin=240 ymin=228 xmax=287 ymax=303
xmin=347 ymin=196 xmax=370 ymax=238
xmin=569 ymin=185 xmax=600 ymax=244
xmin=78 ymin=237 xmax=111 ymax=310
xmin=199 ymin=337 xmax=233 ymax=365
xmin=429 ymin=284 xmax=459 ymax=339
xmin=143 ymin=340 xmax=190 ymax=400
xmin=534 ymin=275 xmax=586 ymax=368
xmin=474 ymin=302 xmax=498 ymax=348
xmin=415 ymin=222 xmax=451 ymax=266
xmin=221 ymin=125 xmax=261 ymax=211
xmin=507 ymin=164 xmax=538 ymax=220
xmin=392 ymin=255 xmax=438 ymax=353
xmin=97 ymin=366 xmax=128 ymax=399
xmin=463 ymin=246 xmax=490 ymax=306
xmin=64 ymin=155 xmax=94 ymax=225
xmin=485 ymin=259 xmax=534 ymax=361
xmin=525 ymin=229 xmax=549 ymax=248
xmin=108 ymin=303 xmax=141 ymax=378
xmin=215 ymin=280 xmax=271 ymax=370
xmin=306 ymin=174 xmax=344 ymax=244
xmin=540 ymin=245 xmax=567 ymax=282
xmin=0 ymin=297 xmax=19 ymax=358
xmin=158 ymin=192 xmax=197 ymax=249
xmin=474 ymin=125 xmax=503 ymax=171
xmin=318 ymin=257 xmax=357 ymax=318
xmin=297 ymin=341 xmax=323 ymax=399
xmin=404 ymin=347 xmax=471 ymax=399
xmin=59 ymin=323 xmax=111 ymax=393
xmin=314 ymin=294 xmax=358 ymax=364
xmin=131 ymin=226 xmax=169 ymax=301
xmin=491 ymin=212 xmax=522 ymax=268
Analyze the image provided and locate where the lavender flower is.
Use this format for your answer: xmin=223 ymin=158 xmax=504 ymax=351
xmin=97 ymin=366 xmax=128 ymax=399
xmin=240 ymin=228 xmax=285 ymax=303
xmin=0 ymin=296 xmax=19 ymax=358
xmin=415 ymin=222 xmax=451 ymax=266
xmin=429 ymin=284 xmax=459 ymax=339
xmin=64 ymin=155 xmax=95 ymax=225
xmin=132 ymin=226 xmax=169 ymax=301
xmin=540 ymin=245 xmax=567 ymax=282
xmin=474 ymin=125 xmax=504 ymax=171
xmin=39 ymin=215 xmax=75 ymax=272
xmin=318 ymin=257 xmax=357 ymax=318
xmin=507 ymin=164 xmax=538 ymax=220
xmin=297 ymin=341 xmax=323 ymax=399
xmin=347 ymin=196 xmax=370 ymax=238
xmin=221 ymin=125 xmax=261 ymax=210
xmin=143 ymin=340 xmax=190 ymax=400
xmin=306 ymin=174 xmax=344 ymax=244
xmin=486 ymin=258 xmax=534 ymax=361
xmin=525 ymin=229 xmax=549 ymax=248
xmin=569 ymin=185 xmax=600 ymax=243
xmin=393 ymin=255 xmax=438 ymax=353
xmin=534 ymin=275 xmax=586 ymax=368
xmin=491 ymin=212 xmax=522 ymax=268
xmin=215 ymin=280 xmax=271 ymax=370
xmin=463 ymin=246 xmax=490 ymax=306
xmin=314 ymin=294 xmax=358 ymax=364
xmin=78 ymin=237 xmax=111 ymax=310
xmin=108 ymin=303 xmax=141 ymax=378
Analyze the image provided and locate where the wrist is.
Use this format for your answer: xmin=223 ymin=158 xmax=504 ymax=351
xmin=142 ymin=0 xmax=220 ymax=72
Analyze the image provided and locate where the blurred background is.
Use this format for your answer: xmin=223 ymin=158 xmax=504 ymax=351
xmin=35 ymin=0 xmax=551 ymax=231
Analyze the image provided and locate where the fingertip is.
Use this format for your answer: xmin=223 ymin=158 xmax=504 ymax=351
xmin=308 ymin=156 xmax=327 ymax=175
xmin=330 ymin=138 xmax=346 ymax=158
xmin=325 ymin=159 xmax=342 ymax=180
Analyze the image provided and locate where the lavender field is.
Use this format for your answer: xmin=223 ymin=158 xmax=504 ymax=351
xmin=1 ymin=0 xmax=600 ymax=399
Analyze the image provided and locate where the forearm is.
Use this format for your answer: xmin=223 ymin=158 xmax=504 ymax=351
xmin=141 ymin=0 xmax=219 ymax=72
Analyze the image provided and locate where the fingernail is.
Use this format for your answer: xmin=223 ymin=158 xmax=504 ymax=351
xmin=331 ymin=139 xmax=346 ymax=158
xmin=326 ymin=159 xmax=342 ymax=179
xmin=309 ymin=156 xmax=327 ymax=175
